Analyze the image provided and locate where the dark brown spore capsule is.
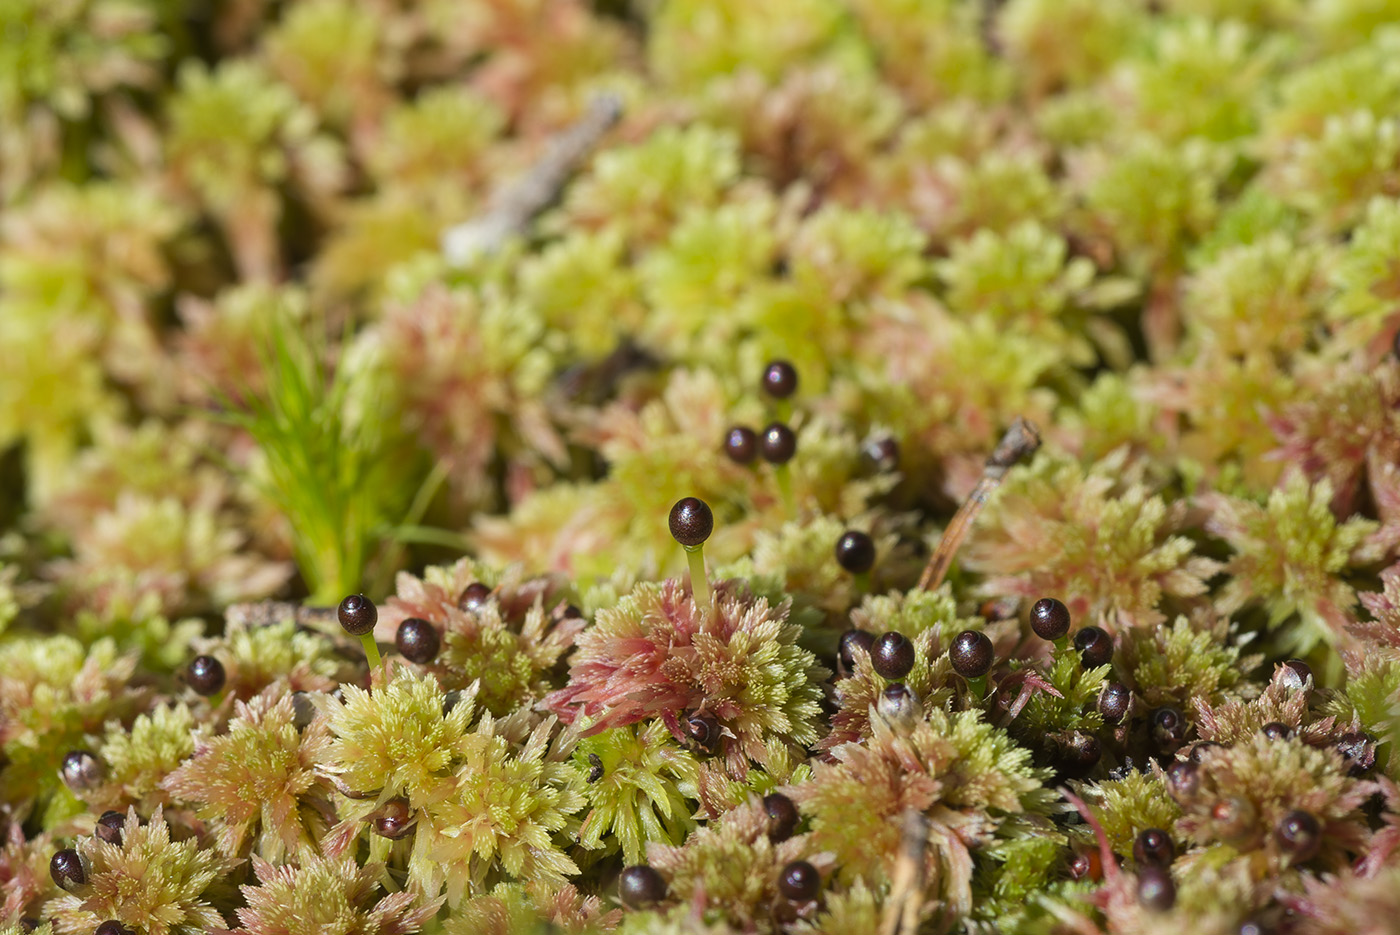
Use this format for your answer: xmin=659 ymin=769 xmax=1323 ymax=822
xmin=761 ymin=360 xmax=799 ymax=399
xmin=1067 ymin=849 xmax=1101 ymax=881
xmin=1133 ymin=829 xmax=1175 ymax=867
xmin=1055 ymin=732 xmax=1101 ymax=779
xmin=760 ymin=422 xmax=797 ymax=464
xmin=1029 ymin=598 xmax=1071 ymax=641
xmin=587 ymin=753 xmax=604 ymax=784
xmin=1098 ymin=682 xmax=1131 ymax=725
xmin=458 ymin=582 xmax=491 ymax=610
xmin=1137 ymin=865 xmax=1176 ymax=911
xmin=834 ymin=530 xmax=876 ymax=574
xmin=862 ymin=436 xmax=900 ymax=473
xmin=95 ymin=810 xmax=125 ymax=846
xmin=1275 ymin=810 xmax=1321 ymax=863
xmin=1072 ymin=626 xmax=1113 ymax=668
xmin=668 ymin=497 xmax=714 ymax=547
xmin=1165 ymin=760 xmax=1200 ymax=802
xmin=61 ymin=750 xmax=103 ymax=792
xmin=777 ymin=860 xmax=821 ymax=902
xmin=950 ymin=630 xmax=994 ymax=679
xmin=187 ymin=655 xmax=225 ymax=696
xmin=724 ymin=426 xmax=759 ymax=464
xmin=50 ymin=848 xmax=87 ymax=890
xmin=443 ymin=691 xmax=466 ymax=716
xmin=1261 ymin=722 xmax=1292 ymax=741
xmin=684 ymin=712 xmax=720 ymax=752
xmin=763 ymin=793 xmax=799 ymax=843
xmin=19 ymin=919 xmax=39 ymax=934
xmin=1212 ymin=796 xmax=1257 ymax=847
xmin=1150 ymin=706 xmax=1187 ymax=750
xmin=871 ymin=632 xmax=915 ymax=680
xmin=619 ymin=865 xmax=667 ymax=908
xmin=291 ymin=692 xmax=317 ymax=731
xmin=95 ymin=922 xmax=132 ymax=935
xmin=837 ymin=629 xmax=876 ymax=676
xmin=374 ymin=798 xmax=415 ymax=840
xmin=878 ymin=683 xmax=919 ymax=723
xmin=1279 ymin=658 xmax=1312 ymax=691
xmin=395 ymin=618 xmax=441 ymax=664
xmin=1336 ymin=732 xmax=1376 ymax=776
xmin=337 ymin=594 xmax=377 ymax=636
xmin=1188 ymin=741 xmax=1221 ymax=763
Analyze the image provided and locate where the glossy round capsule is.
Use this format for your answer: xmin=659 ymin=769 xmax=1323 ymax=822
xmin=1056 ymin=732 xmax=1101 ymax=779
xmin=337 ymin=594 xmax=377 ymax=636
xmin=1029 ymin=598 xmax=1071 ymax=641
xmin=1165 ymin=760 xmax=1200 ymax=802
xmin=1098 ymin=683 xmax=1131 ymax=725
xmin=18 ymin=920 xmax=39 ymax=934
xmin=862 ymin=436 xmax=900 ymax=473
xmin=1261 ymin=722 xmax=1292 ymax=741
xmin=61 ymin=750 xmax=103 ymax=792
xmin=837 ymin=629 xmax=876 ymax=675
xmin=187 ymin=655 xmax=226 ymax=696
xmin=50 ymin=848 xmax=87 ymax=890
xmin=950 ymin=630 xmax=994 ymax=679
xmin=763 ymin=793 xmax=799 ymax=843
xmin=777 ymin=860 xmax=821 ymax=902
xmin=684 ymin=712 xmax=720 ymax=752
xmin=1133 ymin=829 xmax=1175 ymax=867
xmin=668 ymin=497 xmax=714 ymax=547
xmin=834 ymin=531 xmax=876 ymax=574
xmin=291 ymin=692 xmax=317 ymax=731
xmin=1067 ymin=849 xmax=1101 ymax=881
xmin=395 ymin=618 xmax=441 ymax=664
xmin=1137 ymin=865 xmax=1175 ymax=911
xmin=95 ymin=922 xmax=132 ymax=935
xmin=724 ymin=426 xmax=759 ymax=464
xmin=1072 ymin=627 xmax=1113 ymax=668
xmin=96 ymin=810 xmax=125 ymax=846
xmin=1150 ymin=706 xmax=1187 ymax=749
xmin=618 ymin=865 xmax=667 ymax=908
xmin=1279 ymin=658 xmax=1312 ymax=691
xmin=374 ymin=798 xmax=415 ymax=840
xmin=459 ymin=581 xmax=491 ymax=610
xmin=587 ymin=753 xmax=604 ymax=783
xmin=871 ymin=632 xmax=916 ymax=680
xmin=760 ymin=422 xmax=797 ymax=464
xmin=761 ymin=360 xmax=799 ymax=399
xmin=1275 ymin=810 xmax=1321 ymax=863
xmin=1211 ymin=796 xmax=1257 ymax=847
xmin=1337 ymin=732 xmax=1376 ymax=776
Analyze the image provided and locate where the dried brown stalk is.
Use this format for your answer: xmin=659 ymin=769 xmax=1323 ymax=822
xmin=442 ymin=93 xmax=624 ymax=265
xmin=917 ymin=417 xmax=1041 ymax=591
xmin=880 ymin=808 xmax=932 ymax=935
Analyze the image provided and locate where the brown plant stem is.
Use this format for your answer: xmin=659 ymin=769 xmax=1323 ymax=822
xmin=880 ymin=808 xmax=932 ymax=935
xmin=917 ymin=417 xmax=1041 ymax=591
xmin=442 ymin=93 xmax=623 ymax=265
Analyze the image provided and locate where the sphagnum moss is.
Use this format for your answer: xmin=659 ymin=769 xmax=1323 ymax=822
xmin=7 ymin=2 xmax=1400 ymax=933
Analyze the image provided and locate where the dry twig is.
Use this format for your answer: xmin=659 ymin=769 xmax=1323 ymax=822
xmin=917 ymin=417 xmax=1041 ymax=591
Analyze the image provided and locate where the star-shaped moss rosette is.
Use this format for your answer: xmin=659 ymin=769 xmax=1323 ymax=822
xmin=42 ymin=808 xmax=235 ymax=935
xmin=162 ymin=689 xmax=331 ymax=862
xmin=791 ymin=707 xmax=1050 ymax=919
xmin=233 ymin=853 xmax=442 ymax=935
xmin=374 ymin=560 xmax=581 ymax=716
xmin=545 ymin=579 xmax=827 ymax=778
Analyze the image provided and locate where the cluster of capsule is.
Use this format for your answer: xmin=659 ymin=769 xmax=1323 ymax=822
xmin=722 ymin=360 xmax=800 ymax=469
xmin=45 ymin=815 xmax=136 ymax=935
xmin=615 ymin=792 xmax=821 ymax=922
